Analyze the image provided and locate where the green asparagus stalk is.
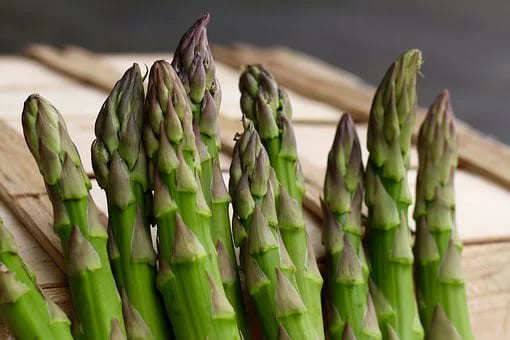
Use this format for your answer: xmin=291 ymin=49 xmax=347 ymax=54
xmin=0 ymin=218 xmax=73 ymax=339
xmin=322 ymin=114 xmax=380 ymax=340
xmin=22 ymin=94 xmax=126 ymax=339
xmin=144 ymin=60 xmax=240 ymax=340
xmin=172 ymin=15 xmax=248 ymax=337
xmin=364 ymin=50 xmax=424 ymax=340
xmin=413 ymin=90 xmax=472 ymax=339
xmin=239 ymin=64 xmax=324 ymax=339
xmin=91 ymin=64 xmax=172 ymax=339
xmin=229 ymin=120 xmax=319 ymax=340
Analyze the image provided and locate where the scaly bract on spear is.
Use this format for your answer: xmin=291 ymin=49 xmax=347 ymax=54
xmin=144 ymin=60 xmax=240 ymax=340
xmin=172 ymin=15 xmax=248 ymax=337
xmin=413 ymin=90 xmax=473 ymax=339
xmin=0 ymin=218 xmax=73 ymax=340
xmin=229 ymin=120 xmax=320 ymax=340
xmin=22 ymin=94 xmax=126 ymax=340
xmin=92 ymin=64 xmax=172 ymax=339
xmin=239 ymin=64 xmax=324 ymax=339
xmin=364 ymin=50 xmax=424 ymax=340
xmin=322 ymin=113 xmax=381 ymax=340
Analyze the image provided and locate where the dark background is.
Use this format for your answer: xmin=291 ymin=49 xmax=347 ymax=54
xmin=2 ymin=1 xmax=509 ymax=144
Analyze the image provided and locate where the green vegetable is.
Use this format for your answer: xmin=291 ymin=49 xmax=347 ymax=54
xmin=22 ymin=94 xmax=126 ymax=339
xmin=172 ymin=15 xmax=248 ymax=337
xmin=426 ymin=306 xmax=462 ymax=340
xmin=364 ymin=50 xmax=424 ymax=340
xmin=144 ymin=60 xmax=240 ymax=340
xmin=239 ymin=64 xmax=324 ymax=339
xmin=92 ymin=64 xmax=172 ymax=339
xmin=414 ymin=90 xmax=473 ymax=339
xmin=229 ymin=120 xmax=319 ymax=340
xmin=322 ymin=114 xmax=381 ymax=340
xmin=0 ymin=218 xmax=73 ymax=339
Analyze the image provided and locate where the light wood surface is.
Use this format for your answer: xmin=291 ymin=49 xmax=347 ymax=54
xmin=0 ymin=46 xmax=505 ymax=338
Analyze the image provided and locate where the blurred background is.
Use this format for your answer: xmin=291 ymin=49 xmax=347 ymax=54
xmin=1 ymin=0 xmax=508 ymax=144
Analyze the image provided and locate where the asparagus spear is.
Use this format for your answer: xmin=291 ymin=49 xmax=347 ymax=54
xmin=0 ymin=218 xmax=73 ymax=339
xmin=239 ymin=64 xmax=324 ymax=338
xmin=413 ymin=90 xmax=472 ymax=339
xmin=91 ymin=64 xmax=172 ymax=339
xmin=144 ymin=60 xmax=240 ymax=340
xmin=229 ymin=120 xmax=319 ymax=340
xmin=364 ymin=50 xmax=424 ymax=340
xmin=172 ymin=13 xmax=221 ymax=195
xmin=22 ymin=94 xmax=126 ymax=339
xmin=322 ymin=114 xmax=381 ymax=340
xmin=172 ymin=15 xmax=248 ymax=337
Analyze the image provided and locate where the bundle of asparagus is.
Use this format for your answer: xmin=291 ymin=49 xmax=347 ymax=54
xmin=92 ymin=64 xmax=171 ymax=339
xmin=144 ymin=59 xmax=240 ymax=339
xmin=239 ymin=65 xmax=324 ymax=339
xmin=0 ymin=13 xmax=476 ymax=340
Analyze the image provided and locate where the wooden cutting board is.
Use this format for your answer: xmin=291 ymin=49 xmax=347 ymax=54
xmin=0 ymin=46 xmax=508 ymax=338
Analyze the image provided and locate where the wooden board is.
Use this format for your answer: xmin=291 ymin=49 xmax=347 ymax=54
xmin=0 ymin=46 xmax=505 ymax=338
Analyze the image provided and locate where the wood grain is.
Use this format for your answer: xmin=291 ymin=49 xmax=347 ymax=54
xmin=213 ymin=44 xmax=510 ymax=190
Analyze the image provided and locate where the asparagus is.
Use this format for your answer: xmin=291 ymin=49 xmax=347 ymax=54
xmin=413 ymin=90 xmax=472 ymax=339
xmin=239 ymin=64 xmax=324 ymax=338
xmin=172 ymin=15 xmax=248 ymax=337
xmin=322 ymin=114 xmax=380 ymax=340
xmin=22 ymin=94 xmax=126 ymax=339
xmin=172 ymin=13 xmax=221 ymax=193
xmin=426 ymin=306 xmax=461 ymax=340
xmin=0 ymin=218 xmax=73 ymax=339
xmin=229 ymin=120 xmax=319 ymax=339
xmin=364 ymin=50 xmax=424 ymax=340
xmin=91 ymin=64 xmax=172 ymax=339
xmin=144 ymin=60 xmax=240 ymax=340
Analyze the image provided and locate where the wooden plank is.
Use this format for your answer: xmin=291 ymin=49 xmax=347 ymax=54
xmin=212 ymin=44 xmax=510 ymax=190
xmin=462 ymin=242 xmax=510 ymax=339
